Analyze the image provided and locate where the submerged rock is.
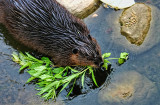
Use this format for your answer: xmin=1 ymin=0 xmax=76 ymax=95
xmin=98 ymin=71 xmax=157 ymax=105
xmin=56 ymin=0 xmax=100 ymax=18
xmin=120 ymin=3 xmax=151 ymax=46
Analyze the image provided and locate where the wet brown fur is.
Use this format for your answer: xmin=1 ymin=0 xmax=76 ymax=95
xmin=0 ymin=0 xmax=103 ymax=67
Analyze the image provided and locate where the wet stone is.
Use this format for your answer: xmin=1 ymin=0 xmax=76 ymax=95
xmin=120 ymin=3 xmax=151 ymax=46
xmin=98 ymin=70 xmax=158 ymax=105
xmin=56 ymin=0 xmax=100 ymax=18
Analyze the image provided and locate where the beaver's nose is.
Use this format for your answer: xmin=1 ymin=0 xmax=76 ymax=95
xmin=99 ymin=62 xmax=104 ymax=67
xmin=94 ymin=57 xmax=103 ymax=67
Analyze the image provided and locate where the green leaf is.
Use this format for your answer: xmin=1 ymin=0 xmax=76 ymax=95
xmin=63 ymin=71 xmax=68 ymax=76
xmin=32 ymin=71 xmax=45 ymax=77
xmin=19 ymin=52 xmax=27 ymax=62
xmin=102 ymin=53 xmax=111 ymax=59
xmin=118 ymin=58 xmax=125 ymax=64
xmin=81 ymin=71 xmax=86 ymax=88
xmin=34 ymin=66 xmax=46 ymax=71
xmin=54 ymin=74 xmax=63 ymax=79
xmin=52 ymin=67 xmax=64 ymax=74
xmin=88 ymin=66 xmax=93 ymax=74
xmin=67 ymin=78 xmax=77 ymax=96
xmin=67 ymin=86 xmax=73 ymax=96
xmin=41 ymin=57 xmax=50 ymax=62
xmin=68 ymin=67 xmax=79 ymax=73
xmin=27 ymin=69 xmax=36 ymax=75
xmin=58 ymin=81 xmax=70 ymax=95
xmin=91 ymin=71 xmax=98 ymax=87
xmin=118 ymin=52 xmax=129 ymax=64
xmin=39 ymin=74 xmax=52 ymax=80
xmin=103 ymin=59 xmax=111 ymax=64
xmin=41 ymin=88 xmax=56 ymax=100
xmin=36 ymin=81 xmax=51 ymax=87
xmin=41 ymin=89 xmax=54 ymax=100
xmin=28 ymin=63 xmax=42 ymax=69
xmin=37 ymin=81 xmax=59 ymax=95
xmin=56 ymin=81 xmax=60 ymax=89
xmin=27 ymin=66 xmax=46 ymax=77
xmin=25 ymin=52 xmax=43 ymax=63
xmin=26 ymin=76 xmax=36 ymax=83
xmin=120 ymin=52 xmax=129 ymax=59
xmin=62 ymin=73 xmax=79 ymax=84
xmin=41 ymin=57 xmax=52 ymax=66
xmin=19 ymin=62 xmax=32 ymax=71
xmin=102 ymin=63 xmax=108 ymax=70
xmin=45 ymin=78 xmax=53 ymax=82
xmin=12 ymin=52 xmax=20 ymax=63
xmin=51 ymin=89 xmax=56 ymax=100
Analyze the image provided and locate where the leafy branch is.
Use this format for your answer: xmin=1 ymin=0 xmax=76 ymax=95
xmin=102 ymin=52 xmax=129 ymax=69
xmin=12 ymin=52 xmax=129 ymax=100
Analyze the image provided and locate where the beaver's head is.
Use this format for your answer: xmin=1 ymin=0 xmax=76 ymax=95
xmin=70 ymin=35 xmax=103 ymax=68
xmin=51 ymin=33 xmax=103 ymax=68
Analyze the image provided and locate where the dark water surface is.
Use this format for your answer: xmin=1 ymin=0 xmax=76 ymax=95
xmin=0 ymin=0 xmax=160 ymax=105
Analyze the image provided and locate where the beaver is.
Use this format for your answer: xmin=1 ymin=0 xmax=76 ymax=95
xmin=0 ymin=0 xmax=103 ymax=67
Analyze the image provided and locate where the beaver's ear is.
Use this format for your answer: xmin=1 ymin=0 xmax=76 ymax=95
xmin=72 ymin=48 xmax=79 ymax=54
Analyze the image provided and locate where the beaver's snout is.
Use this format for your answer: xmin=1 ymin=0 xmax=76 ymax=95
xmin=99 ymin=62 xmax=104 ymax=67
xmin=94 ymin=57 xmax=104 ymax=67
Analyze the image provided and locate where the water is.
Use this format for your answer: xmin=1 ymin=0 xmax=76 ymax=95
xmin=0 ymin=0 xmax=160 ymax=105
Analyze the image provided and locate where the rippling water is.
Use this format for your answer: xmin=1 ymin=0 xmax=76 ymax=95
xmin=0 ymin=0 xmax=160 ymax=105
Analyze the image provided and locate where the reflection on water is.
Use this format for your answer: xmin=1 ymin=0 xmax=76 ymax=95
xmin=0 ymin=0 xmax=160 ymax=105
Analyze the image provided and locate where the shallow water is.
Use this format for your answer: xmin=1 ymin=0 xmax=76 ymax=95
xmin=0 ymin=0 xmax=160 ymax=105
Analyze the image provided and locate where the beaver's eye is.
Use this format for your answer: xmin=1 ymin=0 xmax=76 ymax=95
xmin=88 ymin=34 xmax=92 ymax=40
xmin=84 ymin=53 xmax=89 ymax=57
xmin=72 ymin=48 xmax=79 ymax=54
xmin=96 ymin=51 xmax=100 ymax=56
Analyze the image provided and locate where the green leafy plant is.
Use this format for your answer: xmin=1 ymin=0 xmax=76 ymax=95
xmin=12 ymin=52 xmax=129 ymax=100
xmin=102 ymin=52 xmax=129 ymax=69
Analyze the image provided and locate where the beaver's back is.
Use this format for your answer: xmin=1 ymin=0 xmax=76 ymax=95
xmin=0 ymin=0 xmax=103 ymax=67
xmin=0 ymin=1 xmax=4 ymax=23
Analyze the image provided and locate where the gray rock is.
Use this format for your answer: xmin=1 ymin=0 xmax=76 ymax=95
xmin=56 ymin=0 xmax=100 ymax=18
xmin=120 ymin=3 xmax=151 ymax=46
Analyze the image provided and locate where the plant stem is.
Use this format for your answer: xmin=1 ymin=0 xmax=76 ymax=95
xmin=106 ymin=58 xmax=119 ymax=60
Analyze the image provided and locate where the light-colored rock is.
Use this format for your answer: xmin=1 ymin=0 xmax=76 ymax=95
xmin=56 ymin=0 xmax=100 ymax=18
xmin=100 ymin=0 xmax=135 ymax=9
xmin=98 ymin=70 xmax=157 ymax=105
xmin=120 ymin=3 xmax=151 ymax=45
